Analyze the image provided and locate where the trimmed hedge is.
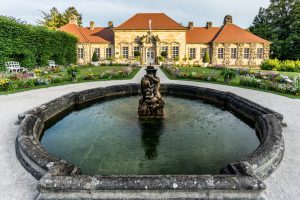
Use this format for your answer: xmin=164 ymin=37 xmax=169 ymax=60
xmin=261 ymin=59 xmax=300 ymax=72
xmin=0 ymin=16 xmax=77 ymax=71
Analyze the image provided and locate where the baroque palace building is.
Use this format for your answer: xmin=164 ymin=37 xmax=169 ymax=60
xmin=59 ymin=13 xmax=270 ymax=66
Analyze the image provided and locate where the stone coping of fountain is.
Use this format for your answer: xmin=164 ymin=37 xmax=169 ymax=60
xmin=15 ymin=83 xmax=284 ymax=200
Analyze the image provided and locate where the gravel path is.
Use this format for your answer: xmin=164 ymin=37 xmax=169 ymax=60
xmin=0 ymin=66 xmax=299 ymax=200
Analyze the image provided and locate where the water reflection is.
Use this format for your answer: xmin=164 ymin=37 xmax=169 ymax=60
xmin=139 ymin=119 xmax=164 ymax=160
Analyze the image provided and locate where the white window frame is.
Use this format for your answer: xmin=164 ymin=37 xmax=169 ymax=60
xmin=172 ymin=46 xmax=179 ymax=59
xmin=231 ymin=48 xmax=237 ymax=59
xmin=122 ymin=46 xmax=129 ymax=59
xmin=105 ymin=48 xmax=112 ymax=59
xmin=218 ymin=48 xmax=224 ymax=59
xmin=161 ymin=46 xmax=168 ymax=54
xmin=134 ymin=46 xmax=140 ymax=52
xmin=77 ymin=48 xmax=84 ymax=59
xmin=133 ymin=46 xmax=140 ymax=57
xmin=189 ymin=48 xmax=196 ymax=59
xmin=94 ymin=48 xmax=100 ymax=59
xmin=201 ymin=48 xmax=207 ymax=58
xmin=244 ymin=48 xmax=250 ymax=59
xmin=256 ymin=48 xmax=263 ymax=59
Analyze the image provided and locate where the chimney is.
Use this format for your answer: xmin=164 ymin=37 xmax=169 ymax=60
xmin=188 ymin=21 xmax=194 ymax=29
xmin=206 ymin=22 xmax=212 ymax=29
xmin=69 ymin=14 xmax=78 ymax=26
xmin=108 ymin=21 xmax=113 ymax=28
xmin=90 ymin=21 xmax=95 ymax=30
xmin=224 ymin=15 xmax=233 ymax=25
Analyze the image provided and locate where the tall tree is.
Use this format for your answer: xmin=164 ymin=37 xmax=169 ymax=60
xmin=62 ymin=6 xmax=83 ymax=27
xmin=37 ymin=7 xmax=64 ymax=29
xmin=38 ymin=6 xmax=82 ymax=29
xmin=249 ymin=0 xmax=300 ymax=60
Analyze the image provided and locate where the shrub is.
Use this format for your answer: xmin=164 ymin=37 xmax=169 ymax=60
xmin=0 ymin=78 xmax=10 ymax=91
xmin=203 ymin=50 xmax=210 ymax=63
xmin=92 ymin=51 xmax=99 ymax=62
xmin=34 ymin=78 xmax=50 ymax=86
xmin=278 ymin=60 xmax=296 ymax=72
xmin=134 ymin=51 xmax=141 ymax=57
xmin=158 ymin=56 xmax=165 ymax=62
xmin=34 ymin=68 xmax=43 ymax=76
xmin=122 ymin=67 xmax=133 ymax=76
xmin=84 ymin=73 xmax=97 ymax=80
xmin=235 ymin=67 xmax=250 ymax=75
xmin=174 ymin=56 xmax=179 ymax=61
xmin=239 ymin=76 xmax=261 ymax=88
xmin=220 ymin=68 xmax=237 ymax=84
xmin=261 ymin=59 xmax=280 ymax=70
xmin=67 ymin=66 xmax=80 ymax=79
xmin=161 ymin=51 xmax=167 ymax=58
xmin=261 ymin=59 xmax=300 ymax=72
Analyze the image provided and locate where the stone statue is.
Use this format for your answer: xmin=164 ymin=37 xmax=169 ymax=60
xmin=138 ymin=66 xmax=165 ymax=118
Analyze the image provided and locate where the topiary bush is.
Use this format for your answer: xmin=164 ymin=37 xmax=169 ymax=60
xmin=134 ymin=51 xmax=140 ymax=57
xmin=92 ymin=51 xmax=99 ymax=62
xmin=203 ymin=50 xmax=210 ymax=63
xmin=161 ymin=51 xmax=168 ymax=58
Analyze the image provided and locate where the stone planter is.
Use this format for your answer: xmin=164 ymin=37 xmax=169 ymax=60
xmin=91 ymin=61 xmax=99 ymax=66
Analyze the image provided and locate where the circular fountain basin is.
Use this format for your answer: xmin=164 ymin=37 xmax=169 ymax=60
xmin=16 ymin=84 xmax=284 ymax=200
xmin=41 ymin=96 xmax=259 ymax=175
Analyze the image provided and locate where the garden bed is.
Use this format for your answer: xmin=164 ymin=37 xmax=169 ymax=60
xmin=0 ymin=65 xmax=140 ymax=94
xmin=161 ymin=65 xmax=300 ymax=97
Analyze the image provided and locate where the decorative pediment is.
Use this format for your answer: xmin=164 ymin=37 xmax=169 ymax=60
xmin=171 ymin=41 xmax=180 ymax=45
xmin=135 ymin=31 xmax=160 ymax=45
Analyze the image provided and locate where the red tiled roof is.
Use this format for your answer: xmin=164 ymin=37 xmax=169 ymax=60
xmin=212 ymin=24 xmax=269 ymax=43
xmin=186 ymin=27 xmax=221 ymax=44
xmin=59 ymin=24 xmax=114 ymax=43
xmin=114 ymin=13 xmax=187 ymax=30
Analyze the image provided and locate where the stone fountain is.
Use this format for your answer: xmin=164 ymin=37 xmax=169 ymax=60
xmin=138 ymin=66 xmax=165 ymax=118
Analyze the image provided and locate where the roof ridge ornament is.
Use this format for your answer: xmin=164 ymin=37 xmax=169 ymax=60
xmin=224 ymin=15 xmax=233 ymax=25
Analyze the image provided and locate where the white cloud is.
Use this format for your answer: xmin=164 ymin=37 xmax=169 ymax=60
xmin=0 ymin=0 xmax=270 ymax=28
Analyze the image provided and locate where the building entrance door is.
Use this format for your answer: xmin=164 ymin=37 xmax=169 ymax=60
xmin=146 ymin=47 xmax=155 ymax=64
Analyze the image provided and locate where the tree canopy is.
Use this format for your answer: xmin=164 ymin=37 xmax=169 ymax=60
xmin=249 ymin=0 xmax=300 ymax=60
xmin=38 ymin=6 xmax=82 ymax=29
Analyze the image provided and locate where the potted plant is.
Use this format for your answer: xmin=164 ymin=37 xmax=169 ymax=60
xmin=202 ymin=50 xmax=210 ymax=67
xmin=183 ymin=56 xmax=187 ymax=64
xmin=174 ymin=56 xmax=179 ymax=65
xmin=158 ymin=56 xmax=165 ymax=65
xmin=134 ymin=51 xmax=141 ymax=65
xmin=161 ymin=51 xmax=168 ymax=58
xmin=91 ymin=51 xmax=99 ymax=66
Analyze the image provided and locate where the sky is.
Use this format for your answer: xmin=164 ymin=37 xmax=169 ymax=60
xmin=0 ymin=0 xmax=270 ymax=28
